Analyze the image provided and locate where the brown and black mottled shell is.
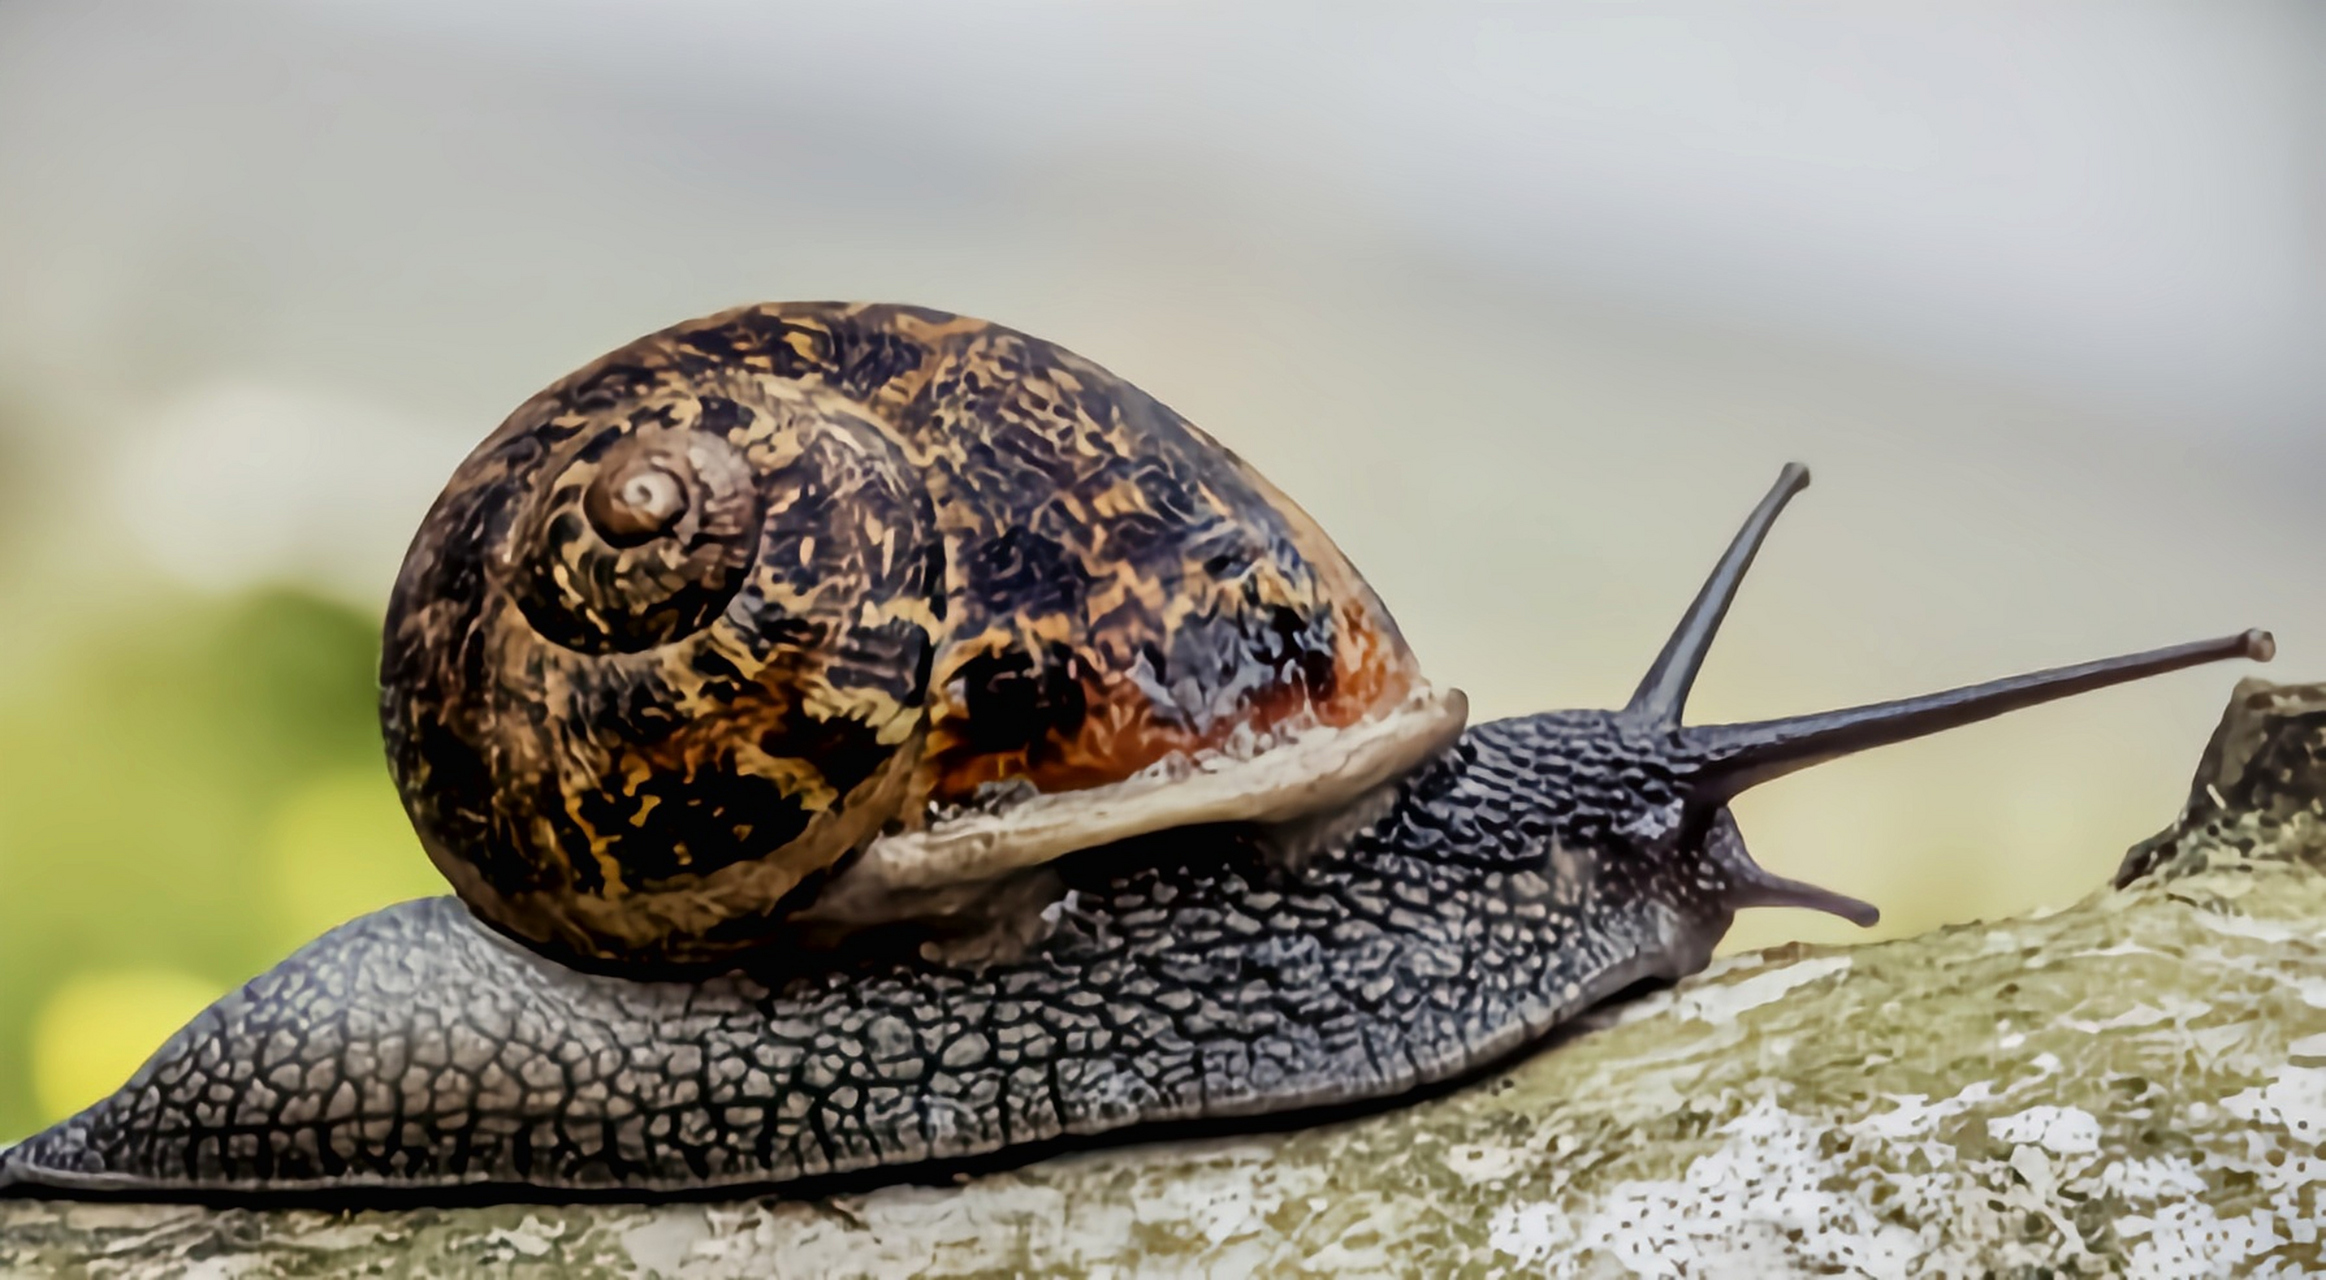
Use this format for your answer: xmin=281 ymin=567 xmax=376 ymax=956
xmin=382 ymin=303 xmax=1463 ymax=968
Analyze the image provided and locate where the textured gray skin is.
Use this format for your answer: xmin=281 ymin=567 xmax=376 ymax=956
xmin=0 ymin=712 xmax=1743 ymax=1202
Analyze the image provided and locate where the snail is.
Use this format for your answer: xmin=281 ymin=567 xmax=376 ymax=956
xmin=0 ymin=303 xmax=2272 ymax=1204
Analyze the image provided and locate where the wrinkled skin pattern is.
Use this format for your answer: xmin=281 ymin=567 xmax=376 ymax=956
xmin=0 ymin=713 xmax=1745 ymax=1201
xmin=386 ymin=303 xmax=1418 ymax=968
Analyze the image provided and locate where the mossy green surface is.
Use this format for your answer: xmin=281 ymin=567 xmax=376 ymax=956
xmin=6 ymin=853 xmax=2321 ymax=1277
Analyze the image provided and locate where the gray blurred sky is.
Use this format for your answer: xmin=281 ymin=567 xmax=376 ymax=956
xmin=0 ymin=0 xmax=2318 ymax=944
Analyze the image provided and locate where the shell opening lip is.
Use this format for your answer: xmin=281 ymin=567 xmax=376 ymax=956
xmin=799 ymin=682 xmax=1469 ymax=927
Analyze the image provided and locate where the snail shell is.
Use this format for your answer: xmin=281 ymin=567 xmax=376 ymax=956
xmin=382 ymin=303 xmax=1466 ymax=968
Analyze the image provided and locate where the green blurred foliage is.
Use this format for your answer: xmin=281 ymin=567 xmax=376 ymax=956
xmin=0 ymin=586 xmax=433 ymax=1143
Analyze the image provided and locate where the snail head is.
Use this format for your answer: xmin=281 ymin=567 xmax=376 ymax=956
xmin=1521 ymin=463 xmax=2272 ymax=953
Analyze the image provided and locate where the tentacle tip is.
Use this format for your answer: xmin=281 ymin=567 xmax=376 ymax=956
xmin=1792 ymin=890 xmax=1880 ymax=929
xmin=2243 ymin=629 xmax=2276 ymax=663
xmin=1779 ymin=461 xmax=1812 ymax=493
xmin=1727 ymin=870 xmax=1880 ymax=929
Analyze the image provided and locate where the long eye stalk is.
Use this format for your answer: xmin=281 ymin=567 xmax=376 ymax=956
xmin=1625 ymin=463 xmax=1811 ymax=727
xmin=1628 ymin=464 xmax=2274 ymax=801
xmin=1689 ymin=629 xmax=2272 ymax=801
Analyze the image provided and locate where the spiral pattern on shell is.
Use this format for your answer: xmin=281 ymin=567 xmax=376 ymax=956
xmin=511 ymin=421 xmax=767 ymax=653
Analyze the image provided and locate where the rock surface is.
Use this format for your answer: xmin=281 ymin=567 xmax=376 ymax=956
xmin=2117 ymin=677 xmax=2326 ymax=886
xmin=5 ymin=683 xmax=2324 ymax=1277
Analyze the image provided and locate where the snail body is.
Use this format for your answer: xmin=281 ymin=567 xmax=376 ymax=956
xmin=0 ymin=305 xmax=2273 ymax=1203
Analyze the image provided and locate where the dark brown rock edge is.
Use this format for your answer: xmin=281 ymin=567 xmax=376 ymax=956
xmin=2118 ymin=678 xmax=2326 ymax=886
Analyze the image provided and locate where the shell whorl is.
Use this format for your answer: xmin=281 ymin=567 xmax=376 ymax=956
xmin=385 ymin=330 xmax=948 ymax=967
xmin=382 ymin=303 xmax=1438 ymax=970
xmin=510 ymin=417 xmax=768 ymax=653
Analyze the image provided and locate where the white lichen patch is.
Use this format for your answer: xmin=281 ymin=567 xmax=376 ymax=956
xmin=1441 ymin=1141 xmax=1534 ymax=1185
xmin=2097 ymin=1154 xmax=2209 ymax=1200
xmin=1987 ymin=1104 xmax=2103 ymax=1156
xmin=1491 ymin=1097 xmax=1928 ymax=1277
xmin=2061 ymin=996 xmax=2207 ymax=1033
xmin=2221 ymin=1066 xmax=2326 ymax=1145
xmin=479 ymin=1218 xmax=559 ymax=1259
xmin=1664 ymin=955 xmax=1852 ymax=1027
xmin=2116 ymin=1201 xmax=2290 ymax=1279
xmin=2188 ymin=906 xmax=2308 ymax=944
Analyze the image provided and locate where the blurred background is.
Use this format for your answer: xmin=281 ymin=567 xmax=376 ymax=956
xmin=0 ymin=0 xmax=2319 ymax=1144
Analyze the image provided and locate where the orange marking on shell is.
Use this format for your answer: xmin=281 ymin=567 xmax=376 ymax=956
xmin=915 ymin=582 xmax=1417 ymax=810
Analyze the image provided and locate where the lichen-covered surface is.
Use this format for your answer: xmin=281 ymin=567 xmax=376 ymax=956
xmin=6 ymin=853 xmax=2323 ymax=1277
xmin=2118 ymin=677 xmax=2326 ymax=885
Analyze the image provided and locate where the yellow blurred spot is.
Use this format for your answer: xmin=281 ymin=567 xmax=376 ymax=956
xmin=31 ymin=969 xmax=224 ymax=1123
xmin=266 ymin=767 xmax=443 ymax=951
